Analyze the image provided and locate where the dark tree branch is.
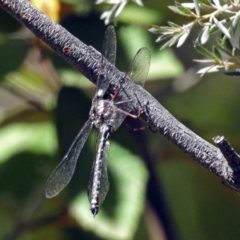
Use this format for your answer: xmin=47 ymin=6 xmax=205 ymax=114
xmin=213 ymin=136 xmax=240 ymax=183
xmin=1 ymin=0 xmax=240 ymax=192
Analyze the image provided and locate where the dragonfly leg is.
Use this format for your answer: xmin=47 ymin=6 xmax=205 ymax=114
xmin=124 ymin=96 xmax=156 ymax=132
xmin=125 ymin=122 xmax=149 ymax=131
xmin=124 ymin=104 xmax=150 ymax=131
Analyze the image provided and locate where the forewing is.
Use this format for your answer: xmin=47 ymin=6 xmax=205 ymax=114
xmin=127 ymin=47 xmax=151 ymax=87
xmin=96 ymin=25 xmax=117 ymax=97
xmin=45 ymin=120 xmax=93 ymax=198
xmin=88 ymin=136 xmax=110 ymax=206
xmin=102 ymin=25 xmax=117 ymax=66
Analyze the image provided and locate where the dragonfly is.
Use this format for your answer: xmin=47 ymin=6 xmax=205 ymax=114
xmin=45 ymin=25 xmax=151 ymax=216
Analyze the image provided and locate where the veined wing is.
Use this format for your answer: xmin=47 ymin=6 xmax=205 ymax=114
xmin=88 ymin=126 xmax=110 ymax=216
xmin=95 ymin=25 xmax=117 ymax=98
xmin=113 ymin=47 xmax=151 ymax=130
xmin=127 ymin=47 xmax=151 ymax=87
xmin=102 ymin=25 xmax=117 ymax=66
xmin=45 ymin=120 xmax=93 ymax=198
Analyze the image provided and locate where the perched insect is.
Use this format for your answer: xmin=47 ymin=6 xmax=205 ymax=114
xmin=45 ymin=26 xmax=151 ymax=216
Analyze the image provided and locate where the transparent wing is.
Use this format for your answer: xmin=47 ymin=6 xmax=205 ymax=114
xmin=88 ymin=137 xmax=110 ymax=206
xmin=96 ymin=25 xmax=117 ymax=97
xmin=113 ymin=47 xmax=151 ymax=130
xmin=45 ymin=120 xmax=93 ymax=198
xmin=127 ymin=47 xmax=151 ymax=87
xmin=102 ymin=25 xmax=117 ymax=66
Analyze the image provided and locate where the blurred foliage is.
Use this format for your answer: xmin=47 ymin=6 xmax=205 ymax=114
xmin=30 ymin=0 xmax=61 ymax=22
xmin=149 ymin=0 xmax=240 ymax=76
xmin=1 ymin=0 xmax=240 ymax=240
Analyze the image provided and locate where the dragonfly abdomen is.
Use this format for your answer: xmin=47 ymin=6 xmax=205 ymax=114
xmin=89 ymin=125 xmax=111 ymax=216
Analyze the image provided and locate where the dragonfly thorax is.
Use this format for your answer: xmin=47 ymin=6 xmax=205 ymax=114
xmin=90 ymin=98 xmax=116 ymax=129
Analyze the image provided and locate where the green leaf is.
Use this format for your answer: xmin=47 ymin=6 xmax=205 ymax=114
xmin=195 ymin=44 xmax=218 ymax=60
xmin=216 ymin=38 xmax=232 ymax=56
xmin=194 ymin=59 xmax=216 ymax=63
xmin=149 ymin=26 xmax=168 ymax=34
xmin=199 ymin=0 xmax=210 ymax=4
xmin=231 ymin=47 xmax=240 ymax=57
xmin=212 ymin=46 xmax=222 ymax=61
xmin=197 ymin=26 xmax=210 ymax=45
xmin=181 ymin=3 xmax=195 ymax=9
xmin=213 ymin=17 xmax=231 ymax=39
xmin=197 ymin=65 xmax=222 ymax=76
xmin=193 ymin=0 xmax=200 ymax=16
xmin=224 ymin=36 xmax=233 ymax=51
xmin=209 ymin=23 xmax=220 ymax=34
xmin=177 ymin=29 xmax=191 ymax=47
xmin=168 ymin=33 xmax=182 ymax=47
xmin=155 ymin=34 xmax=172 ymax=43
xmin=168 ymin=21 xmax=181 ymax=28
xmin=168 ymin=6 xmax=194 ymax=17
xmin=160 ymin=37 xmax=176 ymax=50
xmin=232 ymin=15 xmax=240 ymax=36
xmin=220 ymin=36 xmax=233 ymax=56
xmin=212 ymin=0 xmax=221 ymax=7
